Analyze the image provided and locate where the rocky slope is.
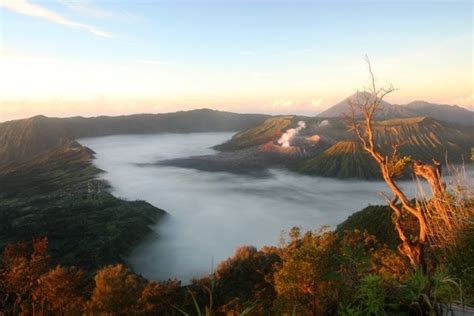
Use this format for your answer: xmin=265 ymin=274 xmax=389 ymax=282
xmin=292 ymin=141 xmax=380 ymax=179
xmin=292 ymin=117 xmax=472 ymax=179
xmin=208 ymin=115 xmax=473 ymax=179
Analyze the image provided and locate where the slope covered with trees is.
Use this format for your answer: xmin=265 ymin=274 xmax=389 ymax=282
xmin=3 ymin=223 xmax=472 ymax=315
xmin=0 ymin=141 xmax=165 ymax=270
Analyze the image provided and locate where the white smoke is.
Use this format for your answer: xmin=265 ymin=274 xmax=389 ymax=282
xmin=278 ymin=121 xmax=306 ymax=147
xmin=319 ymin=119 xmax=330 ymax=127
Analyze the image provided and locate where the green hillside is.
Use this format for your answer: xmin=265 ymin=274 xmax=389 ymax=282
xmin=0 ymin=143 xmax=165 ymax=270
xmin=336 ymin=205 xmax=399 ymax=248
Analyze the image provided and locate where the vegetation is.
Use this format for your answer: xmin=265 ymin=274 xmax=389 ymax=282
xmin=336 ymin=205 xmax=400 ymax=249
xmin=0 ymin=145 xmax=165 ymax=270
xmin=346 ymin=57 xmax=473 ymax=272
xmin=3 ymin=224 xmax=471 ymax=315
xmin=0 ymin=143 xmax=471 ymax=313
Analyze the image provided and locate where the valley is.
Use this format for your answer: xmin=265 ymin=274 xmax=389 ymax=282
xmin=80 ymin=132 xmax=473 ymax=281
xmin=0 ymin=103 xmax=472 ymax=274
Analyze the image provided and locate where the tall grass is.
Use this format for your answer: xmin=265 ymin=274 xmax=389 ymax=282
xmin=415 ymin=162 xmax=473 ymax=251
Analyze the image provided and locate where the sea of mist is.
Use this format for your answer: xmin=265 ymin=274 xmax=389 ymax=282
xmin=80 ymin=133 xmax=473 ymax=282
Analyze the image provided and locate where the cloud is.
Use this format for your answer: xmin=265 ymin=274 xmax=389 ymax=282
xmin=56 ymin=0 xmax=115 ymax=18
xmin=57 ymin=0 xmax=144 ymax=22
xmin=1 ymin=0 xmax=113 ymax=38
xmin=311 ymin=98 xmax=323 ymax=107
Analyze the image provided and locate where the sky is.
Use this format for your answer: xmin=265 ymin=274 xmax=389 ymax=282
xmin=0 ymin=0 xmax=472 ymax=121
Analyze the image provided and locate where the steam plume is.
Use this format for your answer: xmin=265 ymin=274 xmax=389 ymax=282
xmin=319 ymin=119 xmax=330 ymax=127
xmin=278 ymin=121 xmax=306 ymax=147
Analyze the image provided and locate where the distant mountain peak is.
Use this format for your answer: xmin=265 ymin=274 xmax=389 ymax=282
xmin=317 ymin=94 xmax=473 ymax=125
xmin=317 ymin=92 xmax=414 ymax=119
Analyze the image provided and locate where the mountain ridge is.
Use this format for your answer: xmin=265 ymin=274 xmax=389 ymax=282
xmin=0 ymin=109 xmax=270 ymax=165
xmin=317 ymin=91 xmax=416 ymax=119
xmin=317 ymin=92 xmax=473 ymax=125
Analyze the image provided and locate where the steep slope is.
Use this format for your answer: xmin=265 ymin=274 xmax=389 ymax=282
xmin=215 ymin=116 xmax=294 ymax=151
xmin=0 ymin=109 xmax=269 ymax=165
xmin=214 ymin=116 xmax=338 ymax=151
xmin=317 ymin=91 xmax=416 ymax=119
xmin=374 ymin=116 xmax=472 ymax=162
xmin=293 ymin=117 xmax=473 ymax=179
xmin=0 ymin=141 xmax=96 ymax=194
xmin=0 ymin=143 xmax=165 ymax=269
xmin=0 ymin=115 xmax=72 ymax=165
xmin=293 ymin=141 xmax=380 ymax=179
xmin=402 ymin=101 xmax=474 ymax=125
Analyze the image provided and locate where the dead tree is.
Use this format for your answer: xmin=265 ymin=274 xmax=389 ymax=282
xmin=347 ymin=56 xmax=449 ymax=271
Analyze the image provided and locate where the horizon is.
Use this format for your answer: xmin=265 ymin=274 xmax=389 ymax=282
xmin=1 ymin=96 xmax=474 ymax=124
xmin=1 ymin=1 xmax=473 ymax=121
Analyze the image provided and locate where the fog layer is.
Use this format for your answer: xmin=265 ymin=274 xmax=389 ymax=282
xmin=80 ymin=133 xmax=470 ymax=282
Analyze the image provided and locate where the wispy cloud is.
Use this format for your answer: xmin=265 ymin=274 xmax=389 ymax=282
xmin=56 ymin=0 xmax=115 ymax=19
xmin=1 ymin=0 xmax=113 ymax=38
xmin=56 ymin=0 xmax=144 ymax=22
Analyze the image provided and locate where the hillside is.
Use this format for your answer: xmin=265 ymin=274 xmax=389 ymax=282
xmin=0 ymin=115 xmax=73 ymax=165
xmin=215 ymin=116 xmax=294 ymax=151
xmin=207 ymin=115 xmax=473 ymax=179
xmin=373 ymin=116 xmax=472 ymax=162
xmin=292 ymin=141 xmax=380 ymax=179
xmin=0 ymin=109 xmax=269 ymax=165
xmin=0 ymin=143 xmax=165 ymax=269
xmin=292 ymin=117 xmax=472 ymax=179
xmin=317 ymin=91 xmax=416 ymax=119
xmin=336 ymin=205 xmax=399 ymax=249
xmin=215 ymin=116 xmax=342 ymax=151
xmin=403 ymin=101 xmax=474 ymax=125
